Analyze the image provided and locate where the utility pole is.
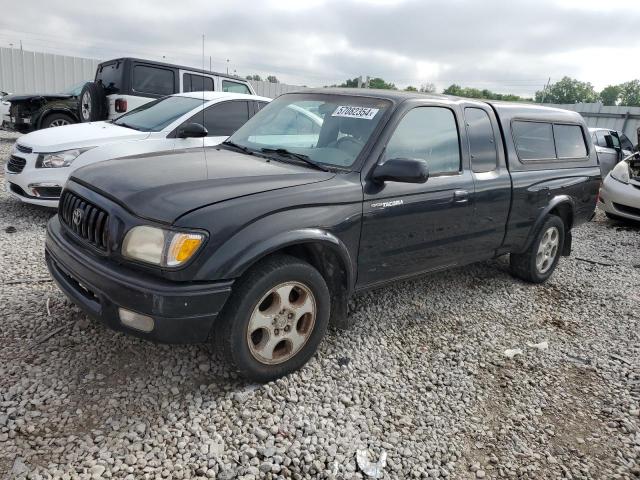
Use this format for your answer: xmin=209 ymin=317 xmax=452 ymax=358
xmin=540 ymin=77 xmax=551 ymax=103
xmin=226 ymin=59 xmax=229 ymax=75
xmin=209 ymin=56 xmax=212 ymax=71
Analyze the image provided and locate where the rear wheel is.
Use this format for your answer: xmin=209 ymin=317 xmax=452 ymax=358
xmin=78 ymin=82 xmax=107 ymax=122
xmin=216 ymin=255 xmax=330 ymax=382
xmin=510 ymin=215 xmax=565 ymax=283
xmin=42 ymin=113 xmax=74 ymax=128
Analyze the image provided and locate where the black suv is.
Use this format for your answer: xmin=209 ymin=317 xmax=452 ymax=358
xmin=45 ymin=89 xmax=600 ymax=381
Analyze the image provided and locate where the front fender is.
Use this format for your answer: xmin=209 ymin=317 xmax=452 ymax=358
xmin=35 ymin=106 xmax=79 ymax=128
xmin=521 ymin=194 xmax=574 ymax=253
xmin=225 ymin=228 xmax=355 ymax=288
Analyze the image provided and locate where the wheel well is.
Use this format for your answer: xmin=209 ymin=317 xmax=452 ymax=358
xmin=267 ymin=242 xmax=351 ymax=329
xmin=549 ymin=202 xmax=573 ymax=256
xmin=549 ymin=202 xmax=573 ymax=230
xmin=39 ymin=110 xmax=77 ymax=128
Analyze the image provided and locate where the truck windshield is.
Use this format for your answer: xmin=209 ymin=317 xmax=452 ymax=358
xmin=112 ymin=96 xmax=202 ymax=132
xmin=227 ymin=93 xmax=391 ymax=168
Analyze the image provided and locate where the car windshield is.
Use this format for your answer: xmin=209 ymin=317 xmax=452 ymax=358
xmin=112 ymin=96 xmax=203 ymax=132
xmin=227 ymin=93 xmax=391 ymax=168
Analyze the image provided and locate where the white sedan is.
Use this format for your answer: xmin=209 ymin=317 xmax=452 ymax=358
xmin=599 ymin=152 xmax=640 ymax=222
xmin=5 ymin=91 xmax=271 ymax=208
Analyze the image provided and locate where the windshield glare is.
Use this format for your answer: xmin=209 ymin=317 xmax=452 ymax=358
xmin=113 ymin=96 xmax=202 ymax=132
xmin=228 ymin=94 xmax=391 ymax=168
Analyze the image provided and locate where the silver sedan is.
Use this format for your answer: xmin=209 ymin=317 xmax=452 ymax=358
xmin=599 ymin=153 xmax=640 ymax=222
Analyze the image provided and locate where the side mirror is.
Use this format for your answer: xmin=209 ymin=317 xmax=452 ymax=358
xmin=372 ymin=157 xmax=429 ymax=184
xmin=178 ymin=122 xmax=208 ymax=138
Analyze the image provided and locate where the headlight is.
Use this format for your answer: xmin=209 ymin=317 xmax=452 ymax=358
xmin=122 ymin=226 xmax=205 ymax=267
xmin=610 ymin=161 xmax=630 ymax=184
xmin=36 ymin=147 xmax=94 ymax=168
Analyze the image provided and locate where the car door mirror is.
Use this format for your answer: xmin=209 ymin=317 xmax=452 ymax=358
xmin=177 ymin=122 xmax=208 ymax=138
xmin=372 ymin=157 xmax=429 ymax=184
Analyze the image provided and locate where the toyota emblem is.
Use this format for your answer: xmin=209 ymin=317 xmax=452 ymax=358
xmin=72 ymin=208 xmax=83 ymax=226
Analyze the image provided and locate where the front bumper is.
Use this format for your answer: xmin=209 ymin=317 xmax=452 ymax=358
xmin=4 ymin=152 xmax=66 ymax=208
xmin=45 ymin=215 xmax=233 ymax=343
xmin=600 ymin=175 xmax=640 ymax=221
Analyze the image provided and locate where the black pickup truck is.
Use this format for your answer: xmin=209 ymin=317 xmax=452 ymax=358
xmin=45 ymin=89 xmax=600 ymax=381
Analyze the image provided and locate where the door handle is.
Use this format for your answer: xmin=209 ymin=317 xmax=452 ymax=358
xmin=453 ymin=190 xmax=469 ymax=203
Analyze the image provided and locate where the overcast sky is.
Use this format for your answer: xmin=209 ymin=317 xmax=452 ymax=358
xmin=1 ymin=0 xmax=639 ymax=96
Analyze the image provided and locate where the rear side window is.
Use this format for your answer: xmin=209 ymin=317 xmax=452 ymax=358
xmin=222 ymin=80 xmax=251 ymax=94
xmin=198 ymin=101 xmax=250 ymax=136
xmin=183 ymin=73 xmax=214 ymax=93
xmin=512 ymin=121 xmax=556 ymax=160
xmin=553 ymin=124 xmax=587 ymax=158
xmin=384 ymin=107 xmax=460 ymax=175
xmin=464 ymin=107 xmax=498 ymax=173
xmin=96 ymin=62 xmax=122 ymax=94
xmin=132 ymin=65 xmax=175 ymax=96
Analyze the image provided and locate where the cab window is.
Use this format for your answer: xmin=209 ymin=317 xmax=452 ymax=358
xmin=383 ymin=107 xmax=461 ymax=175
xmin=464 ymin=107 xmax=498 ymax=173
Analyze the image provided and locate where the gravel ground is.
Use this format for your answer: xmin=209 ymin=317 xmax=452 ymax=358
xmin=0 ymin=129 xmax=638 ymax=479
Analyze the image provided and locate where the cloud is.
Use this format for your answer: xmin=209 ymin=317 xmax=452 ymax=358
xmin=0 ymin=0 xmax=639 ymax=95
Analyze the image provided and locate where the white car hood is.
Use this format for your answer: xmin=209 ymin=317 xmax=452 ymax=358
xmin=18 ymin=121 xmax=151 ymax=152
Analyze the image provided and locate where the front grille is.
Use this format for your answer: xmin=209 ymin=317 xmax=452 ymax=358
xmin=15 ymin=144 xmax=32 ymax=154
xmin=6 ymin=155 xmax=26 ymax=173
xmin=613 ymin=202 xmax=640 ymax=218
xmin=59 ymin=190 xmax=110 ymax=250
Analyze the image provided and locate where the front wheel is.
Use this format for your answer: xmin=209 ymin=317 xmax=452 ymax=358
xmin=510 ymin=215 xmax=565 ymax=283
xmin=216 ymin=255 xmax=331 ymax=382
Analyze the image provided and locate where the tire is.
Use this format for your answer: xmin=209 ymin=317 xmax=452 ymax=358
xmin=41 ymin=113 xmax=75 ymax=129
xmin=78 ymin=82 xmax=107 ymax=122
xmin=215 ymin=254 xmax=331 ymax=382
xmin=510 ymin=215 xmax=565 ymax=284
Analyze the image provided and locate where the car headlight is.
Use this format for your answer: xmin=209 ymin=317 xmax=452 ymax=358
xmin=610 ymin=161 xmax=630 ymax=184
xmin=122 ymin=226 xmax=206 ymax=267
xmin=36 ymin=147 xmax=94 ymax=168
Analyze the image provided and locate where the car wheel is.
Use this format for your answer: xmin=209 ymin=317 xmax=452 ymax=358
xmin=42 ymin=113 xmax=74 ymax=128
xmin=216 ymin=254 xmax=330 ymax=382
xmin=78 ymin=82 xmax=107 ymax=122
xmin=510 ymin=215 xmax=565 ymax=283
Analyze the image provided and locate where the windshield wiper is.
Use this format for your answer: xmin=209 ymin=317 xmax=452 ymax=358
xmin=222 ymin=140 xmax=254 ymax=155
xmin=260 ymin=148 xmax=329 ymax=172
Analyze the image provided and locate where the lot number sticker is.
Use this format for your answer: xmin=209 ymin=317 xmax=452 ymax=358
xmin=332 ymin=106 xmax=379 ymax=120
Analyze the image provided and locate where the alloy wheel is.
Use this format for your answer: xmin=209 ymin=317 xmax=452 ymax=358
xmin=246 ymin=282 xmax=316 ymax=365
xmin=536 ymin=226 xmax=559 ymax=274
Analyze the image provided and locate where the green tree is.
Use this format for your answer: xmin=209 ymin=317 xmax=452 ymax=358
xmin=245 ymin=74 xmax=262 ymax=81
xmin=419 ymin=83 xmax=436 ymax=93
xmin=367 ymin=77 xmax=396 ymax=90
xmin=599 ymin=85 xmax=621 ymax=106
xmin=266 ymin=75 xmax=279 ymax=84
xmin=618 ymin=80 xmax=640 ymax=106
xmin=442 ymin=84 xmax=529 ymax=102
xmin=338 ymin=77 xmax=360 ymax=88
xmin=404 ymin=85 xmax=418 ymax=91
xmin=534 ymin=77 xmax=597 ymax=104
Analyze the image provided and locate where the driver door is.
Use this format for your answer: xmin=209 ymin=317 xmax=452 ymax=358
xmin=358 ymin=105 xmax=476 ymax=287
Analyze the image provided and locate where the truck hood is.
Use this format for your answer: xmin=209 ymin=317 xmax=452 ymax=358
xmin=18 ymin=121 xmax=150 ymax=152
xmin=5 ymin=93 xmax=74 ymax=102
xmin=71 ymin=148 xmax=335 ymax=223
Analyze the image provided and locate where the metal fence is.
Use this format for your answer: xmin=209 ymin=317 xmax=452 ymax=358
xmin=545 ymin=102 xmax=640 ymax=144
xmin=0 ymin=47 xmax=100 ymax=95
xmin=0 ymin=47 xmax=306 ymax=98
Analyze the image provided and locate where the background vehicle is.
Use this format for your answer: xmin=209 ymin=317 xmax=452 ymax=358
xmin=45 ymin=90 xmax=599 ymax=381
xmin=79 ymin=57 xmax=257 ymax=124
xmin=599 ymin=152 xmax=640 ymax=222
xmin=590 ymin=127 xmax=635 ymax=177
xmin=6 ymin=92 xmax=271 ymax=207
xmin=0 ymin=91 xmax=10 ymax=124
xmin=1 ymin=82 xmax=84 ymax=132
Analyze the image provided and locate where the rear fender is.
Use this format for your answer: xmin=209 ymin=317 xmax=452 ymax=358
xmin=521 ymin=195 xmax=575 ymax=255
